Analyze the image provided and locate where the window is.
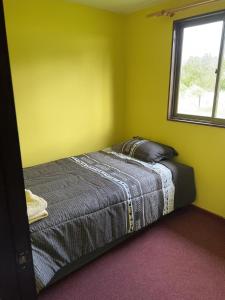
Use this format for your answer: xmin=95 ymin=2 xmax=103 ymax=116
xmin=168 ymin=10 xmax=225 ymax=128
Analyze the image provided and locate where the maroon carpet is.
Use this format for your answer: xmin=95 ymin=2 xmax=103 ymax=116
xmin=39 ymin=206 xmax=225 ymax=300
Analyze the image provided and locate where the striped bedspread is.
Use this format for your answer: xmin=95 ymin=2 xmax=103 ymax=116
xmin=24 ymin=150 xmax=174 ymax=292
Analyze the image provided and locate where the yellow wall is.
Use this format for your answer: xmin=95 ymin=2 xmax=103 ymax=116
xmin=125 ymin=0 xmax=225 ymax=217
xmin=4 ymin=0 xmax=125 ymax=167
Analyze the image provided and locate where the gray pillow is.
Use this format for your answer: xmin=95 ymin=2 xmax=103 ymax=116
xmin=111 ymin=137 xmax=177 ymax=163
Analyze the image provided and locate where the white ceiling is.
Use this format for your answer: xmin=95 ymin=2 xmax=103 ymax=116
xmin=68 ymin=0 xmax=168 ymax=14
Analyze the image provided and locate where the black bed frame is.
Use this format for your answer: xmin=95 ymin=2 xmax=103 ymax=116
xmin=0 ymin=1 xmax=37 ymax=299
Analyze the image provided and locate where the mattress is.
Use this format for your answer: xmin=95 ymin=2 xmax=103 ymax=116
xmin=24 ymin=150 xmax=196 ymax=292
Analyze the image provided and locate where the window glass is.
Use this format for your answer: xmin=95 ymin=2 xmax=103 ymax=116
xmin=177 ymin=21 xmax=223 ymax=117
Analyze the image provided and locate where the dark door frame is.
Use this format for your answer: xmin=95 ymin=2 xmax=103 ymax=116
xmin=0 ymin=1 xmax=37 ymax=299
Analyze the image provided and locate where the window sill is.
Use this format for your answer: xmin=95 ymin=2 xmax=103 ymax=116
xmin=168 ymin=115 xmax=225 ymax=129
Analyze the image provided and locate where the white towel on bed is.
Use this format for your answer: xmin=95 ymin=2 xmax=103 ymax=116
xmin=25 ymin=189 xmax=48 ymax=224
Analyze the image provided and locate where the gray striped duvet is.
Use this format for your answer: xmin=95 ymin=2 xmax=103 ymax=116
xmin=24 ymin=150 xmax=174 ymax=292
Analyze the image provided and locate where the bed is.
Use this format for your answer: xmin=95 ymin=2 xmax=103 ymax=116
xmin=24 ymin=148 xmax=196 ymax=292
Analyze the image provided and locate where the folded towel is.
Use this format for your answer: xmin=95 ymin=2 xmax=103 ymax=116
xmin=29 ymin=209 xmax=48 ymax=224
xmin=25 ymin=189 xmax=48 ymax=224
